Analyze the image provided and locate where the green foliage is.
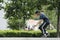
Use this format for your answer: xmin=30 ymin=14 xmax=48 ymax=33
xmin=0 ymin=0 xmax=3 ymax=10
xmin=4 ymin=0 xmax=42 ymax=29
xmin=0 ymin=0 xmax=3 ymax=2
xmin=7 ymin=18 xmax=25 ymax=30
xmin=47 ymin=4 xmax=54 ymax=10
xmin=4 ymin=0 xmax=57 ymax=30
xmin=0 ymin=30 xmax=57 ymax=37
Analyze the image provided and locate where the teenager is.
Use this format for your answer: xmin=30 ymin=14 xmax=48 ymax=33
xmin=34 ymin=10 xmax=50 ymax=37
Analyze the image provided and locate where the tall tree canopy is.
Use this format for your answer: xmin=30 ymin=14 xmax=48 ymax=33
xmin=0 ymin=0 xmax=3 ymax=10
xmin=4 ymin=0 xmax=57 ymax=30
xmin=0 ymin=0 xmax=3 ymax=2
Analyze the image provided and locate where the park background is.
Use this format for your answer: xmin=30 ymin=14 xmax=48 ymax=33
xmin=0 ymin=0 xmax=60 ymax=37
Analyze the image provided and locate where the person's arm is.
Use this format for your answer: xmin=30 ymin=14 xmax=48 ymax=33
xmin=34 ymin=19 xmax=43 ymax=27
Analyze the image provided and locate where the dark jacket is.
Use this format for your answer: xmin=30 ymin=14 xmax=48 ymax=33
xmin=39 ymin=12 xmax=50 ymax=24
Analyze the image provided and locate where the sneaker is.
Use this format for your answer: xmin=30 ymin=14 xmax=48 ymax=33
xmin=46 ymin=31 xmax=50 ymax=36
xmin=41 ymin=34 xmax=47 ymax=38
xmin=46 ymin=33 xmax=50 ymax=37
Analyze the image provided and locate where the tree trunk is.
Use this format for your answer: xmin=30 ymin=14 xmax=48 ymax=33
xmin=57 ymin=1 xmax=60 ymax=37
xmin=57 ymin=11 xmax=60 ymax=37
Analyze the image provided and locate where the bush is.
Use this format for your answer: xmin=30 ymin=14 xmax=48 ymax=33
xmin=0 ymin=30 xmax=57 ymax=37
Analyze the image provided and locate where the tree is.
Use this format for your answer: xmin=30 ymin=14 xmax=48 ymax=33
xmin=4 ymin=0 xmax=57 ymax=30
xmin=57 ymin=0 xmax=60 ymax=37
xmin=0 ymin=0 xmax=3 ymax=10
xmin=4 ymin=0 xmax=42 ymax=30
xmin=0 ymin=0 xmax=3 ymax=2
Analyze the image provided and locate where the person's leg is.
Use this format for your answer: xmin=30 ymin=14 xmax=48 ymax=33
xmin=42 ymin=22 xmax=50 ymax=37
xmin=39 ymin=22 xmax=50 ymax=37
xmin=39 ymin=22 xmax=46 ymax=35
xmin=43 ymin=22 xmax=50 ymax=34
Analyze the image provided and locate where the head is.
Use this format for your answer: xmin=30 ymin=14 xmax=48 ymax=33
xmin=35 ymin=10 xmax=40 ymax=16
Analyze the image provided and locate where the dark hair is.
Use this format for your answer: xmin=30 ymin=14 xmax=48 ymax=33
xmin=35 ymin=10 xmax=40 ymax=14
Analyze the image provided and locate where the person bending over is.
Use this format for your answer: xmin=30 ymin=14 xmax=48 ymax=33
xmin=34 ymin=10 xmax=50 ymax=37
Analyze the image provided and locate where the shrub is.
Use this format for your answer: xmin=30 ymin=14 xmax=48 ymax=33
xmin=0 ymin=30 xmax=57 ymax=37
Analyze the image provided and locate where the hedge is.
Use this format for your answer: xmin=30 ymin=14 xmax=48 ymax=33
xmin=0 ymin=29 xmax=58 ymax=37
